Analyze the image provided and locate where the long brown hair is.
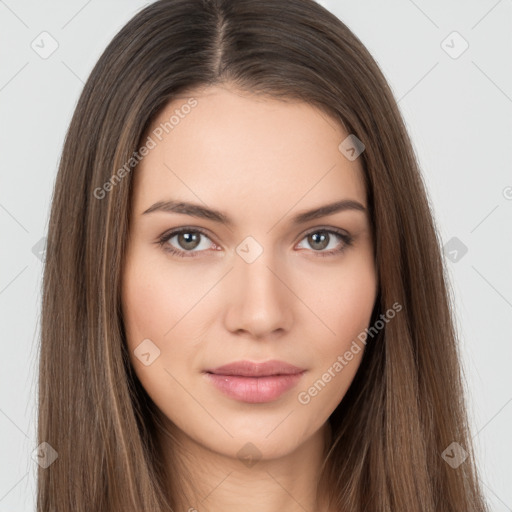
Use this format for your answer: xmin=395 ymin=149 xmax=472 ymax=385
xmin=38 ymin=0 xmax=488 ymax=510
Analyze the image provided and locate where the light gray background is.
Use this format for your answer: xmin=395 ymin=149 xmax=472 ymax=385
xmin=1 ymin=0 xmax=511 ymax=510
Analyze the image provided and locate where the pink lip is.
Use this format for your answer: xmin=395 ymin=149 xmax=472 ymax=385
xmin=204 ymin=360 xmax=306 ymax=403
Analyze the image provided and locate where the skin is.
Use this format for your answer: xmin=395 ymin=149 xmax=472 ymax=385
xmin=121 ymin=84 xmax=378 ymax=512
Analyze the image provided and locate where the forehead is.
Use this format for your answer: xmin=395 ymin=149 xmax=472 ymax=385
xmin=132 ymin=85 xmax=367 ymax=217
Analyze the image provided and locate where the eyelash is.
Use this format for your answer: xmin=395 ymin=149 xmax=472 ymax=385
xmin=157 ymin=227 xmax=353 ymax=258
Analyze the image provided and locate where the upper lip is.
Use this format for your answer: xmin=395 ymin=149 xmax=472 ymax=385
xmin=205 ymin=360 xmax=305 ymax=377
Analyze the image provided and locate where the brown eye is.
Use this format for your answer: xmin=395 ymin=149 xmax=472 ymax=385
xmin=177 ymin=232 xmax=201 ymax=250
xmin=158 ymin=228 xmax=216 ymax=257
xmin=307 ymin=231 xmax=330 ymax=250
xmin=296 ymin=228 xmax=353 ymax=256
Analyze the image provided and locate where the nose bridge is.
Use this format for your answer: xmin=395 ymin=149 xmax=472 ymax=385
xmin=223 ymin=241 xmax=293 ymax=337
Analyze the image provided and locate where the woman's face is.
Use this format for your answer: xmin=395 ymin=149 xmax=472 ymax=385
xmin=121 ymin=84 xmax=377 ymax=460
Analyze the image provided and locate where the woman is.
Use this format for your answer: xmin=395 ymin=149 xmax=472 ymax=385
xmin=37 ymin=0 xmax=489 ymax=510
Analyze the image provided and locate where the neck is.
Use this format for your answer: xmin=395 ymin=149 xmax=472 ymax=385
xmin=153 ymin=411 xmax=335 ymax=512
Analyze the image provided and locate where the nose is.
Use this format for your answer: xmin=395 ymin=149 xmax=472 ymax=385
xmin=223 ymin=251 xmax=294 ymax=339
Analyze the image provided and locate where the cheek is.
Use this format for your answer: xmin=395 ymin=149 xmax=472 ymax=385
xmin=292 ymin=261 xmax=376 ymax=414
xmin=121 ymin=253 xmax=185 ymax=386
xmin=300 ymin=250 xmax=376 ymax=336
xmin=121 ymin=249 xmax=221 ymax=387
xmin=122 ymin=252 xmax=210 ymax=347
xmin=122 ymin=270 xmax=169 ymax=349
xmin=294 ymin=250 xmax=377 ymax=377
xmin=332 ymin=267 xmax=377 ymax=339
xmin=121 ymin=255 xmax=201 ymax=413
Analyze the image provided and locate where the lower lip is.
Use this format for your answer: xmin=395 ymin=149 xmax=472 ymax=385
xmin=204 ymin=372 xmax=305 ymax=403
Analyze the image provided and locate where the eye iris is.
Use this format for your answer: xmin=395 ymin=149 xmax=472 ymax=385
xmin=308 ymin=231 xmax=329 ymax=250
xmin=178 ymin=232 xmax=200 ymax=250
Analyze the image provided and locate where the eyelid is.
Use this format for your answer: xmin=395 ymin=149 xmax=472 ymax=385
xmin=294 ymin=226 xmax=353 ymax=254
xmin=157 ymin=226 xmax=218 ymax=257
xmin=296 ymin=225 xmax=350 ymax=241
xmin=157 ymin=225 xmax=353 ymax=257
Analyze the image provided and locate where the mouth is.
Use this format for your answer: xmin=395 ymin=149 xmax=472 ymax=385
xmin=205 ymin=359 xmax=305 ymax=377
xmin=203 ymin=360 xmax=306 ymax=403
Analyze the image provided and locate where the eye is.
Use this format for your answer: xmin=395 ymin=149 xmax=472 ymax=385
xmin=296 ymin=228 xmax=353 ymax=256
xmin=157 ymin=227 xmax=353 ymax=258
xmin=158 ymin=228 xmax=217 ymax=257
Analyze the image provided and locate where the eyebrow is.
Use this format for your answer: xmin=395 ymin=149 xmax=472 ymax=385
xmin=141 ymin=198 xmax=366 ymax=226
